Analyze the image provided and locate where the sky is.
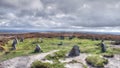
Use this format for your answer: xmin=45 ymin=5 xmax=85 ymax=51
xmin=0 ymin=0 xmax=120 ymax=32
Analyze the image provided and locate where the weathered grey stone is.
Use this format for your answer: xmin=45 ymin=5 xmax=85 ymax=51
xmin=68 ymin=45 xmax=80 ymax=57
xmin=34 ymin=44 xmax=42 ymax=53
xmin=11 ymin=38 xmax=18 ymax=50
xmin=60 ymin=36 xmax=64 ymax=40
xmin=20 ymin=37 xmax=24 ymax=42
xmin=113 ymin=40 xmax=120 ymax=45
xmin=69 ymin=36 xmax=75 ymax=40
xmin=101 ymin=42 xmax=106 ymax=52
xmin=58 ymin=42 xmax=63 ymax=46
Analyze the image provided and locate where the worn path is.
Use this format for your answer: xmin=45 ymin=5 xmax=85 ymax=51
xmin=0 ymin=50 xmax=58 ymax=68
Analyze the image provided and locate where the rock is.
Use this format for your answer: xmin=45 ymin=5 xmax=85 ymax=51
xmin=11 ymin=38 xmax=18 ymax=50
xmin=11 ymin=43 xmax=17 ymax=50
xmin=103 ymin=54 xmax=114 ymax=58
xmin=13 ymin=38 xmax=18 ymax=44
xmin=68 ymin=45 xmax=80 ymax=57
xmin=60 ymin=36 xmax=64 ymax=40
xmin=0 ymin=46 xmax=4 ymax=52
xmin=20 ymin=37 xmax=24 ymax=42
xmin=34 ymin=44 xmax=42 ymax=53
xmin=69 ymin=36 xmax=75 ymax=40
xmin=58 ymin=42 xmax=63 ymax=46
xmin=101 ymin=41 xmax=106 ymax=52
xmin=4 ymin=51 xmax=10 ymax=55
xmin=112 ymin=40 xmax=120 ymax=45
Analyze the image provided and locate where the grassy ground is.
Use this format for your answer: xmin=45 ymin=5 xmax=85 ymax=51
xmin=0 ymin=38 xmax=120 ymax=60
xmin=0 ymin=37 xmax=120 ymax=63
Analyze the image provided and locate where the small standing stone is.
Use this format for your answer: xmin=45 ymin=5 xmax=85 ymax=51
xmin=60 ymin=36 xmax=64 ymax=40
xmin=58 ymin=41 xmax=63 ymax=46
xmin=34 ymin=44 xmax=42 ymax=53
xmin=69 ymin=36 xmax=75 ymax=40
xmin=68 ymin=45 xmax=80 ymax=57
xmin=20 ymin=37 xmax=24 ymax=42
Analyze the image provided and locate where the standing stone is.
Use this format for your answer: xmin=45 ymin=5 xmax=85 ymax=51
xmin=34 ymin=44 xmax=42 ymax=53
xmin=91 ymin=37 xmax=95 ymax=41
xmin=101 ymin=41 xmax=106 ymax=52
xmin=69 ymin=36 xmax=75 ymax=40
xmin=69 ymin=36 xmax=72 ymax=40
xmin=20 ymin=37 xmax=24 ymax=42
xmin=11 ymin=38 xmax=18 ymax=50
xmin=68 ymin=45 xmax=80 ymax=57
xmin=58 ymin=41 xmax=63 ymax=46
xmin=114 ymin=40 xmax=120 ymax=45
xmin=0 ymin=46 xmax=4 ymax=52
xmin=60 ymin=36 xmax=64 ymax=40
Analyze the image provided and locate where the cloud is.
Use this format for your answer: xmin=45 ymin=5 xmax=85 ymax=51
xmin=0 ymin=0 xmax=43 ymax=10
xmin=0 ymin=0 xmax=120 ymax=31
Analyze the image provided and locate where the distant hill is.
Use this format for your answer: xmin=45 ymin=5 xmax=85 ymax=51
xmin=0 ymin=29 xmax=120 ymax=35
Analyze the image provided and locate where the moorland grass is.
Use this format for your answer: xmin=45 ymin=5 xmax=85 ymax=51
xmin=85 ymin=55 xmax=108 ymax=67
xmin=31 ymin=60 xmax=65 ymax=68
xmin=0 ymin=37 xmax=120 ymax=62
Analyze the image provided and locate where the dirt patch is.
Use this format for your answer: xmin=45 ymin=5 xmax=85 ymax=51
xmin=0 ymin=50 xmax=58 ymax=68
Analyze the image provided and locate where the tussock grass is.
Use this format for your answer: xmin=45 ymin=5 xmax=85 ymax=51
xmin=85 ymin=55 xmax=108 ymax=67
xmin=31 ymin=60 xmax=65 ymax=68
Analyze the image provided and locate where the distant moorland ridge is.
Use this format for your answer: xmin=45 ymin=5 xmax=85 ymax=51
xmin=0 ymin=32 xmax=120 ymax=46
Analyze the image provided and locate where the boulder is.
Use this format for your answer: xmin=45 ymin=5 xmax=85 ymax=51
xmin=20 ymin=37 xmax=24 ymax=42
xmin=68 ymin=45 xmax=80 ymax=57
xmin=101 ymin=42 xmax=106 ymax=52
xmin=69 ymin=36 xmax=75 ymax=40
xmin=0 ymin=46 xmax=5 ymax=51
xmin=58 ymin=42 xmax=63 ymax=46
xmin=60 ymin=36 xmax=64 ymax=40
xmin=11 ymin=38 xmax=18 ymax=50
xmin=34 ymin=44 xmax=42 ymax=53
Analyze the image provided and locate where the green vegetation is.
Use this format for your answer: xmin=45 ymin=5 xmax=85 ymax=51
xmin=0 ymin=37 xmax=120 ymax=68
xmin=85 ymin=55 xmax=108 ymax=67
xmin=68 ymin=60 xmax=87 ymax=68
xmin=0 ymin=37 xmax=120 ymax=61
xmin=45 ymin=50 xmax=66 ymax=61
xmin=31 ymin=60 xmax=65 ymax=68
xmin=102 ymin=53 xmax=114 ymax=58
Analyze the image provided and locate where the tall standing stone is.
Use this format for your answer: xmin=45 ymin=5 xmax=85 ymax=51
xmin=11 ymin=38 xmax=18 ymax=50
xmin=60 ymin=36 xmax=64 ymax=40
xmin=101 ymin=41 xmax=106 ymax=52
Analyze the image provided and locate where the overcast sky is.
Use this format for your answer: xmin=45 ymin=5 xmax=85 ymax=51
xmin=0 ymin=0 xmax=120 ymax=32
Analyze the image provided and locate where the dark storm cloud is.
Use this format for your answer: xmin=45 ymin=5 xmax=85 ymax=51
xmin=0 ymin=0 xmax=120 ymax=30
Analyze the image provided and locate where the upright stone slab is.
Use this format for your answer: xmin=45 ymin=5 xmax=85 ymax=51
xmin=11 ymin=38 xmax=18 ymax=50
xmin=20 ymin=37 xmax=24 ymax=42
xmin=34 ymin=44 xmax=42 ymax=53
xmin=60 ymin=36 xmax=64 ymax=40
xmin=68 ymin=45 xmax=80 ymax=57
xmin=101 ymin=41 xmax=106 ymax=52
